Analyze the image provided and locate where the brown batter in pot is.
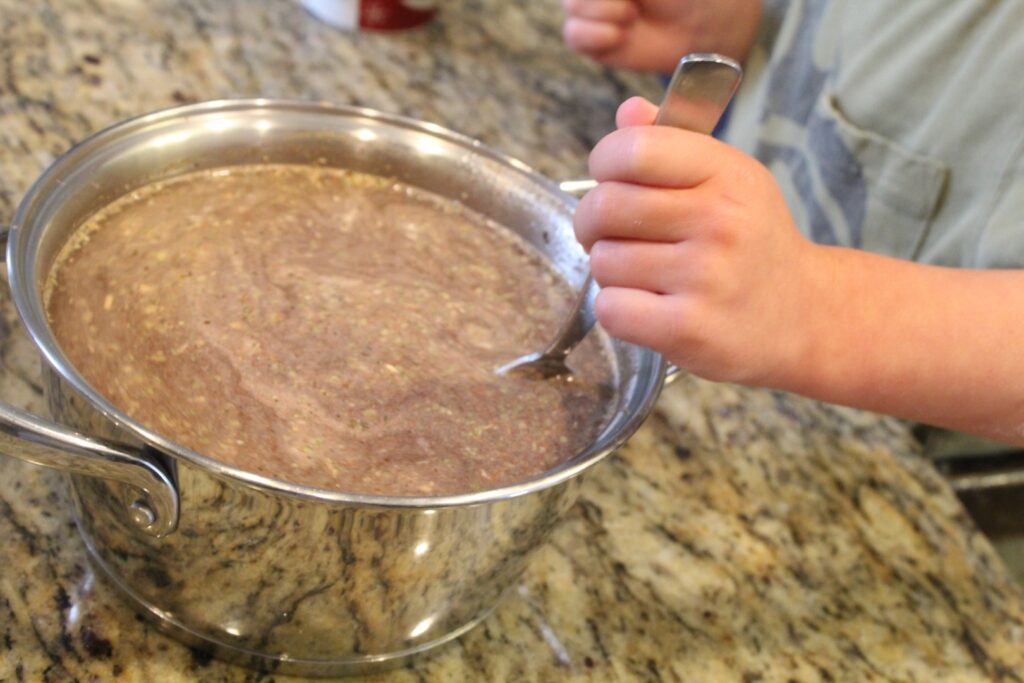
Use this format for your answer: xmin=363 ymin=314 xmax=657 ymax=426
xmin=45 ymin=164 xmax=613 ymax=496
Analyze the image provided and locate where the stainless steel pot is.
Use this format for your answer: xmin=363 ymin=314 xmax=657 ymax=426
xmin=0 ymin=100 xmax=668 ymax=676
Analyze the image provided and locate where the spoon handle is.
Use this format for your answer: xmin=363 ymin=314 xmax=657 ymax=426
xmin=542 ymin=272 xmax=599 ymax=365
xmin=653 ymin=52 xmax=744 ymax=132
xmin=544 ymin=53 xmax=744 ymax=363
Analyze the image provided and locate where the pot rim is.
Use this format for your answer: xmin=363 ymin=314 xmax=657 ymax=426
xmin=9 ymin=98 xmax=667 ymax=509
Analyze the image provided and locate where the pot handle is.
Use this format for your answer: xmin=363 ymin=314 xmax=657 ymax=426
xmin=0 ymin=224 xmax=178 ymax=537
xmin=557 ymin=182 xmax=685 ymax=389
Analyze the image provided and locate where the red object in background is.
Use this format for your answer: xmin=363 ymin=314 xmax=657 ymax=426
xmin=359 ymin=0 xmax=437 ymax=30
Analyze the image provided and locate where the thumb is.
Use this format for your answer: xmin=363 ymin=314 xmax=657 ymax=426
xmin=615 ymin=96 xmax=658 ymax=128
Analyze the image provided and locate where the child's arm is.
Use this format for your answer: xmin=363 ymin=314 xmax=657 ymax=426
xmin=561 ymin=0 xmax=763 ymax=72
xmin=578 ymin=98 xmax=1024 ymax=445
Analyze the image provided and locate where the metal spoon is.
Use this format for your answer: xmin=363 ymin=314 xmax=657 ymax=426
xmin=498 ymin=53 xmax=744 ymax=378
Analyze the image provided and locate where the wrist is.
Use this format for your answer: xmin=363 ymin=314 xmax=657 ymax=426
xmin=768 ymin=243 xmax=856 ymax=397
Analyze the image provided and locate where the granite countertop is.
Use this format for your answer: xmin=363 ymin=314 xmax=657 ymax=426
xmin=1 ymin=1 xmax=1023 ymax=681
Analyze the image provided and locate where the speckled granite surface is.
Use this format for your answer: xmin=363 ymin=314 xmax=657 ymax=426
xmin=1 ymin=1 xmax=1023 ymax=681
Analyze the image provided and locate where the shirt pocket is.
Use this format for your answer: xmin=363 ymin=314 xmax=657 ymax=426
xmin=808 ymin=90 xmax=949 ymax=260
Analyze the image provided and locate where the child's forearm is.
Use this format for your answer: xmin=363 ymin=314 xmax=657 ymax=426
xmin=787 ymin=245 xmax=1024 ymax=445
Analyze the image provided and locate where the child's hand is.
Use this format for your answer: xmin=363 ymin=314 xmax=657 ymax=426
xmin=575 ymin=97 xmax=831 ymax=387
xmin=562 ymin=0 xmax=763 ymax=72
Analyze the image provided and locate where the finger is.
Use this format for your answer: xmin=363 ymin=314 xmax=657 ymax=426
xmin=562 ymin=0 xmax=638 ymax=24
xmin=589 ymin=126 xmax=727 ymax=187
xmin=563 ymin=17 xmax=627 ymax=55
xmin=616 ymin=96 xmax=658 ymax=128
xmin=595 ymin=287 xmax=693 ymax=356
xmin=589 ymin=239 xmax=689 ymax=294
xmin=574 ymin=181 xmax=701 ymax=249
